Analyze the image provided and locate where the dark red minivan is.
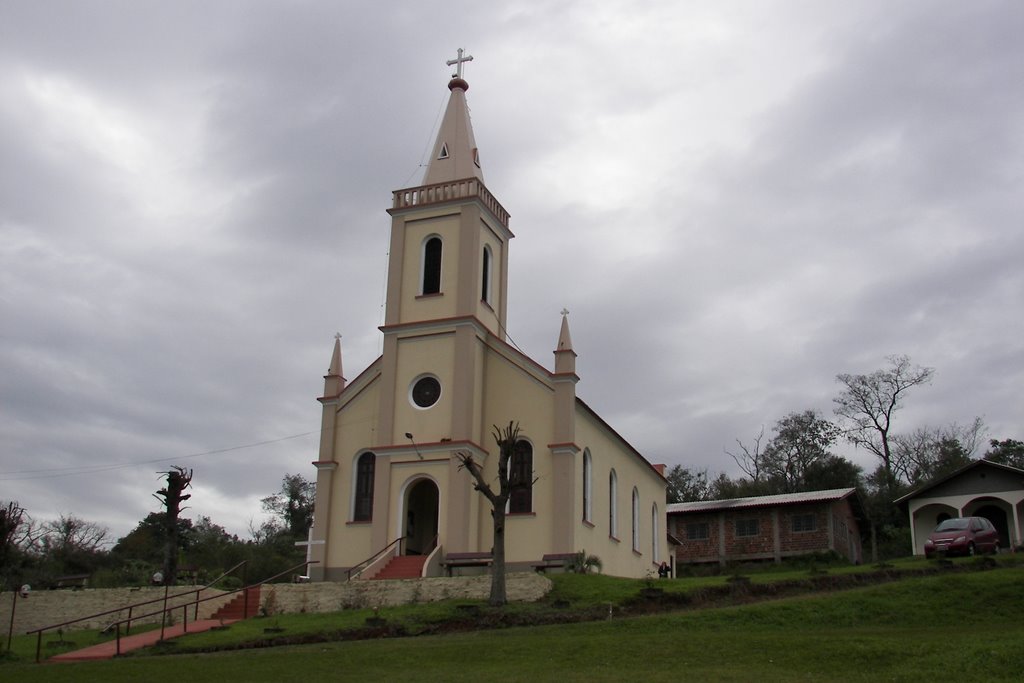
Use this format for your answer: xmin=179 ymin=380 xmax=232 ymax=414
xmin=923 ymin=517 xmax=999 ymax=558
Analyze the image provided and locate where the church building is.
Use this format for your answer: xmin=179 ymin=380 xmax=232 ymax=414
xmin=308 ymin=53 xmax=669 ymax=581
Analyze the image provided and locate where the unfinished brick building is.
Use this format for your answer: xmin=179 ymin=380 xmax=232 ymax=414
xmin=667 ymin=488 xmax=864 ymax=566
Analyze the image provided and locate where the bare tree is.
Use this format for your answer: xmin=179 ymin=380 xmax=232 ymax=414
xmin=725 ymin=426 xmax=767 ymax=482
xmin=833 ymin=355 xmax=934 ymax=484
xmin=893 ymin=417 xmax=986 ymax=485
xmin=40 ymin=514 xmax=109 ymax=553
xmin=154 ymin=466 xmax=193 ymax=585
xmin=455 ymin=422 xmax=531 ymax=607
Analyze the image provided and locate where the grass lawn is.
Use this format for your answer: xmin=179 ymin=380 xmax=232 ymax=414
xmin=5 ymin=560 xmax=1022 ymax=681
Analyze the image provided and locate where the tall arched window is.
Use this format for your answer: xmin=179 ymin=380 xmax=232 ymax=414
xmin=582 ymin=449 xmax=593 ymax=523
xmin=632 ymin=487 xmax=640 ymax=551
xmin=651 ymin=503 xmax=660 ymax=563
xmin=509 ymin=440 xmax=533 ymax=514
xmin=609 ymin=469 xmax=618 ymax=538
xmin=353 ymin=452 xmax=375 ymax=522
xmin=422 ymin=236 xmax=442 ymax=295
xmin=481 ymin=245 xmax=492 ymax=304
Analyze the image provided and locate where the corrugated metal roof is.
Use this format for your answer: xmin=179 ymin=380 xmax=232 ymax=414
xmin=666 ymin=487 xmax=857 ymax=514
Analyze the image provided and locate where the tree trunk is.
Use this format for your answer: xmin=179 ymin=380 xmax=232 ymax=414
xmin=489 ymin=508 xmax=507 ymax=606
xmin=156 ymin=467 xmax=192 ymax=586
xmin=163 ymin=512 xmax=179 ymax=586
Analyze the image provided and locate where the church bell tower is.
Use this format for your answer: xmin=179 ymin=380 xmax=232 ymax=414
xmin=368 ymin=51 xmax=514 ymax=552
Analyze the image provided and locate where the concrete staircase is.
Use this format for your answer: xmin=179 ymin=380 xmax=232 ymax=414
xmin=370 ymin=555 xmax=427 ymax=580
xmin=211 ymin=586 xmax=261 ymax=620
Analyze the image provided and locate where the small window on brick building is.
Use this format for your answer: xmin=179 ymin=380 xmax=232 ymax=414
xmin=735 ymin=518 xmax=759 ymax=537
xmin=792 ymin=513 xmax=817 ymax=533
xmin=686 ymin=522 xmax=709 ymax=541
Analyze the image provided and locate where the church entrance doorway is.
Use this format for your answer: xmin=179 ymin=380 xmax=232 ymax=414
xmin=404 ymin=478 xmax=439 ymax=556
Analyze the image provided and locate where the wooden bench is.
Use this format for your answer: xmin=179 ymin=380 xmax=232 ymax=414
xmin=52 ymin=573 xmax=90 ymax=589
xmin=532 ymin=553 xmax=578 ymax=573
xmin=441 ymin=552 xmax=493 ymax=576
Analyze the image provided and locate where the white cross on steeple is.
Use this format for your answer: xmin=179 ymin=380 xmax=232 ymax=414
xmin=447 ymin=48 xmax=474 ymax=79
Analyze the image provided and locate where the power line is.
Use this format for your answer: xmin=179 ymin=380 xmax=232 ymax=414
xmin=0 ymin=430 xmax=322 ymax=482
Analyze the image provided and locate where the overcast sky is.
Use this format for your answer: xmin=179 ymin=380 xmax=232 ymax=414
xmin=2 ymin=1 xmax=1022 ymax=542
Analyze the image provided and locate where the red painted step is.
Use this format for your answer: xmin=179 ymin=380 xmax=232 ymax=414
xmin=370 ymin=555 xmax=427 ymax=580
xmin=211 ymin=586 xmax=261 ymax=620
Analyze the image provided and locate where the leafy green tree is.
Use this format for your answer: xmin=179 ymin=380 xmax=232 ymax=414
xmin=984 ymin=438 xmax=1024 ymax=470
xmin=724 ymin=411 xmax=850 ymax=496
xmin=184 ymin=516 xmax=245 ymax=581
xmin=0 ymin=501 xmax=27 ymax=588
xmin=708 ymin=473 xmax=769 ymax=499
xmin=761 ymin=411 xmax=840 ymax=493
xmin=111 ymin=512 xmax=195 ymax=573
xmin=665 ymin=465 xmax=714 ymax=503
xmin=260 ymin=474 xmax=315 ymax=538
xmin=802 ymin=455 xmax=863 ymax=491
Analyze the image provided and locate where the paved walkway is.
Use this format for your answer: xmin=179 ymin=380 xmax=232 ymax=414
xmin=50 ymin=619 xmax=237 ymax=662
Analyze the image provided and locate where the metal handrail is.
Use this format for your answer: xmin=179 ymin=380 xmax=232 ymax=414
xmin=346 ymin=536 xmax=407 ymax=581
xmin=27 ymin=560 xmax=248 ymax=640
xmin=28 ymin=560 xmax=314 ymax=663
xmin=90 ymin=560 xmax=317 ymax=661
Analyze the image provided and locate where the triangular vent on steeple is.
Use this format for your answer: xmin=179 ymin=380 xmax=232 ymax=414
xmin=438 ymin=143 xmax=449 ymax=160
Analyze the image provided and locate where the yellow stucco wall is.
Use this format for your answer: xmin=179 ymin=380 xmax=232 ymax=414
xmin=573 ymin=408 xmax=669 ymax=577
xmin=391 ymin=332 xmax=456 ymax=444
xmin=474 ymin=221 xmax=504 ymax=332
xmin=318 ymin=339 xmax=668 ymax=578
xmin=400 ymin=214 xmax=461 ymax=322
xmin=321 ymin=372 xmax=382 ymax=569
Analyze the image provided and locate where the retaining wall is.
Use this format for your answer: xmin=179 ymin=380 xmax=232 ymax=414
xmin=1 ymin=573 xmax=552 ymax=635
xmin=0 ymin=586 xmax=233 ymax=635
xmin=259 ymin=572 xmax=551 ymax=615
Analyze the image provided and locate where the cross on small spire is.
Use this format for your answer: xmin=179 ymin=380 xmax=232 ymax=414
xmin=334 ymin=332 xmax=342 ymax=341
xmin=446 ymin=48 xmax=474 ymax=79
xmin=560 ymin=308 xmax=570 ymax=317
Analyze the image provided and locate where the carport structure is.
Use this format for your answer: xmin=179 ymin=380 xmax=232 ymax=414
xmin=896 ymin=460 xmax=1024 ymax=556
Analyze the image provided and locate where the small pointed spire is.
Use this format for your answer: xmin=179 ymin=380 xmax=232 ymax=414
xmin=557 ymin=309 xmax=574 ymax=352
xmin=321 ymin=334 xmax=346 ymax=399
xmin=554 ymin=309 xmax=577 ymax=377
xmin=422 ymin=49 xmax=484 ymax=185
xmin=328 ymin=333 xmax=344 ymax=378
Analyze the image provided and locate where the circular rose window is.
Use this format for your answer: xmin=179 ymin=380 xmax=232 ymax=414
xmin=411 ymin=376 xmax=441 ymax=408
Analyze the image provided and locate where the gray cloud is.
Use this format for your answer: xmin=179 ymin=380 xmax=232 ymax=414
xmin=2 ymin=1 xmax=1021 ymax=539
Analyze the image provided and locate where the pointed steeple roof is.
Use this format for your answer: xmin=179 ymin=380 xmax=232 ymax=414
xmin=557 ymin=309 xmax=575 ymax=353
xmin=320 ymin=334 xmax=346 ymax=399
xmin=422 ymin=50 xmax=483 ymax=185
xmin=328 ymin=334 xmax=344 ymax=378
xmin=554 ymin=309 xmax=577 ymax=377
